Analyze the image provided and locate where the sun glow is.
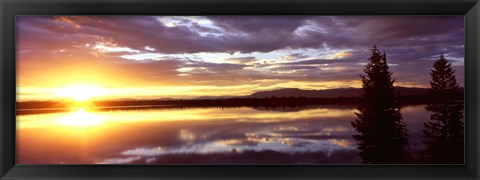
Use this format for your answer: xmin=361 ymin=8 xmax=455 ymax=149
xmin=58 ymin=108 xmax=103 ymax=127
xmin=56 ymin=85 xmax=107 ymax=101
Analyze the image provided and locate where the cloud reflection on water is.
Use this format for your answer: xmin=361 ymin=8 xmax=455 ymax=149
xmin=17 ymin=105 xmax=428 ymax=164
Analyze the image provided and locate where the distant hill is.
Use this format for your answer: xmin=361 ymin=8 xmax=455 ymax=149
xmin=249 ymin=87 xmax=361 ymax=98
xmin=248 ymin=87 xmax=463 ymax=99
xmin=194 ymin=96 xmax=240 ymax=100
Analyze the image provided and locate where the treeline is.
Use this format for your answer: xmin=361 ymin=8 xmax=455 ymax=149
xmin=16 ymin=97 xmax=360 ymax=110
xmin=16 ymin=92 xmax=463 ymax=110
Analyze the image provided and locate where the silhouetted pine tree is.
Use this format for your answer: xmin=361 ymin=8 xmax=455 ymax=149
xmin=352 ymin=45 xmax=410 ymax=164
xmin=423 ymin=54 xmax=464 ymax=163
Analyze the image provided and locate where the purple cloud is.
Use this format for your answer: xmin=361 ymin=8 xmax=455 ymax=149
xmin=16 ymin=16 xmax=465 ymax=90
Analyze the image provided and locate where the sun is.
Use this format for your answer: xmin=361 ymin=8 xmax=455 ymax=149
xmin=56 ymin=85 xmax=107 ymax=101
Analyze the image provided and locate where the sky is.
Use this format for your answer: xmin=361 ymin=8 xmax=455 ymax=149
xmin=16 ymin=16 xmax=464 ymax=101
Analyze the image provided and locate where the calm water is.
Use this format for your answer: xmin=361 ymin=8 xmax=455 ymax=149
xmin=16 ymin=105 xmax=429 ymax=164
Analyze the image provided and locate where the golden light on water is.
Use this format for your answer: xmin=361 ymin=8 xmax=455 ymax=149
xmin=58 ymin=108 xmax=104 ymax=127
xmin=17 ymin=107 xmax=355 ymax=130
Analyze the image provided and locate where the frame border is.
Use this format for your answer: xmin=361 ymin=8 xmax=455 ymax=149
xmin=1 ymin=0 xmax=479 ymax=179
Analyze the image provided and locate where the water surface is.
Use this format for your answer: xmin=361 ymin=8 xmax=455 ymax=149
xmin=16 ymin=105 xmax=429 ymax=164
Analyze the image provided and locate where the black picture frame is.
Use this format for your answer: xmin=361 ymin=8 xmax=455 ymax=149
xmin=1 ymin=0 xmax=479 ymax=179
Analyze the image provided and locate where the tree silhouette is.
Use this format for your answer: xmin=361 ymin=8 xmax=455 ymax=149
xmin=423 ymin=54 xmax=464 ymax=163
xmin=351 ymin=45 xmax=410 ymax=164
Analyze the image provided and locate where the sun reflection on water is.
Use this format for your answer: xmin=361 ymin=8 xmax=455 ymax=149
xmin=17 ymin=105 xmax=374 ymax=164
xmin=58 ymin=108 xmax=103 ymax=127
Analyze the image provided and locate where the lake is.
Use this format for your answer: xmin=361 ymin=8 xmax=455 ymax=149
xmin=16 ymin=104 xmax=429 ymax=164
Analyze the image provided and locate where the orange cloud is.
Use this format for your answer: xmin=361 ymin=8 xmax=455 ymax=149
xmin=54 ymin=16 xmax=82 ymax=29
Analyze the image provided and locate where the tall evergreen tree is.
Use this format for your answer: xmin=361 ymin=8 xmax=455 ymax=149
xmin=352 ymin=45 xmax=410 ymax=164
xmin=423 ymin=54 xmax=464 ymax=163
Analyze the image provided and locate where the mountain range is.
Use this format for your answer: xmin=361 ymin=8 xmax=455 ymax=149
xmin=196 ymin=87 xmax=464 ymax=99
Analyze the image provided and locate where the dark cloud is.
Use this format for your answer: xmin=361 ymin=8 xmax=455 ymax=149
xmin=17 ymin=16 xmax=464 ymax=54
